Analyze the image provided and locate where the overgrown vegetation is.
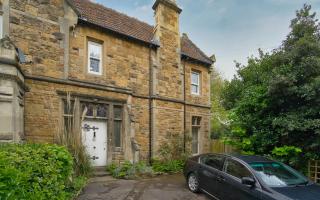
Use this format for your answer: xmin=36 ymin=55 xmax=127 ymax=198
xmin=56 ymin=94 xmax=92 ymax=176
xmin=222 ymin=4 xmax=320 ymax=170
xmin=152 ymin=132 xmax=190 ymax=174
xmin=107 ymin=133 xmax=190 ymax=179
xmin=0 ymin=144 xmax=82 ymax=200
xmin=106 ymin=161 xmax=153 ymax=179
xmin=152 ymin=159 xmax=185 ymax=174
xmin=210 ymin=68 xmax=229 ymax=139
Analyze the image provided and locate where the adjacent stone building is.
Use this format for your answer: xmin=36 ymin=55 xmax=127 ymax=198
xmin=0 ymin=0 xmax=214 ymax=166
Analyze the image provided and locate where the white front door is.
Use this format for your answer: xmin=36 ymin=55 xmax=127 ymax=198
xmin=82 ymin=119 xmax=107 ymax=167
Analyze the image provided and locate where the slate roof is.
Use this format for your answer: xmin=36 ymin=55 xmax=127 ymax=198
xmin=68 ymin=0 xmax=213 ymax=65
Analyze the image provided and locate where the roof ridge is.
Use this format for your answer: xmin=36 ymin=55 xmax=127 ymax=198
xmin=79 ymin=0 xmax=154 ymax=29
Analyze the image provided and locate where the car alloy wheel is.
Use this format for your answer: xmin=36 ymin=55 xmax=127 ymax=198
xmin=188 ymin=173 xmax=199 ymax=192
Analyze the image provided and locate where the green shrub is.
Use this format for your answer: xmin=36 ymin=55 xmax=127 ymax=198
xmin=157 ymin=133 xmax=190 ymax=162
xmin=0 ymin=143 xmax=74 ymax=200
xmin=152 ymin=159 xmax=185 ymax=174
xmin=65 ymin=175 xmax=87 ymax=198
xmin=151 ymin=132 xmax=189 ymax=174
xmin=106 ymin=161 xmax=153 ymax=179
xmin=271 ymin=146 xmax=303 ymax=168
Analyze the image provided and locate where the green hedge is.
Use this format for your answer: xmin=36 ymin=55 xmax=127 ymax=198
xmin=0 ymin=143 xmax=74 ymax=200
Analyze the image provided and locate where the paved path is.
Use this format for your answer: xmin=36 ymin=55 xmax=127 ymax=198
xmin=77 ymin=174 xmax=210 ymax=200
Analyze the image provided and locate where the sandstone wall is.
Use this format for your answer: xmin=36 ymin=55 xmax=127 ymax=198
xmin=184 ymin=61 xmax=211 ymax=106
xmin=9 ymin=0 xmax=66 ymax=78
xmin=131 ymin=97 xmax=150 ymax=161
xmin=24 ymin=79 xmax=128 ymax=141
xmin=69 ymin=25 xmax=151 ymax=96
xmin=153 ymin=100 xmax=184 ymax=156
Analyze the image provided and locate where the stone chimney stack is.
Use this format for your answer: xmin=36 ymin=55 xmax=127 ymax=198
xmin=152 ymin=0 xmax=183 ymax=99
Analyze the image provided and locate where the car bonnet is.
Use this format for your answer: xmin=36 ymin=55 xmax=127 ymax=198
xmin=272 ymin=184 xmax=320 ymax=200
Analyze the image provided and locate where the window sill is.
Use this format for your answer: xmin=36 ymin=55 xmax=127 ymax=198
xmin=87 ymin=72 xmax=103 ymax=76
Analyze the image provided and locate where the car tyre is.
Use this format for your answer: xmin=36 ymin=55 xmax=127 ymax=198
xmin=188 ymin=173 xmax=200 ymax=193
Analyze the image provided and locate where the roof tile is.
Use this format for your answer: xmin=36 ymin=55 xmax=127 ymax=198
xmin=69 ymin=0 xmax=213 ymax=65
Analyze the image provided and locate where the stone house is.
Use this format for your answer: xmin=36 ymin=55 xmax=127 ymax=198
xmin=0 ymin=0 xmax=214 ymax=166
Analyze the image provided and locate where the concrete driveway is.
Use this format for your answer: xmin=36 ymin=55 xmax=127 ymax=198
xmin=77 ymin=174 xmax=209 ymax=200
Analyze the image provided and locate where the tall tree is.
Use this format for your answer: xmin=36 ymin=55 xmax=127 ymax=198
xmin=223 ymin=5 xmax=320 ymax=167
xmin=210 ymin=68 xmax=228 ymax=139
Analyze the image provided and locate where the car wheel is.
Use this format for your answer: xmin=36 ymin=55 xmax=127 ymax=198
xmin=188 ymin=173 xmax=200 ymax=193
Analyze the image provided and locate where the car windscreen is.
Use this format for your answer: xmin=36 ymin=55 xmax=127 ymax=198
xmin=249 ymin=162 xmax=308 ymax=187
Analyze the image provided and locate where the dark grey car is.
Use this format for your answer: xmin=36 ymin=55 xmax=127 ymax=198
xmin=183 ymin=154 xmax=320 ymax=200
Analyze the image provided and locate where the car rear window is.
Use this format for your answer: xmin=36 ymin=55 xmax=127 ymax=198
xmin=201 ymin=155 xmax=225 ymax=171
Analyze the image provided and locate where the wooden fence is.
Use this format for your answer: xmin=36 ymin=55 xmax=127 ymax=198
xmin=211 ymin=139 xmax=237 ymax=154
xmin=309 ymin=160 xmax=320 ymax=183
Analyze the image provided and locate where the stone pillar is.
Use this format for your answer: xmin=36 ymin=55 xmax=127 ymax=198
xmin=0 ymin=36 xmax=27 ymax=143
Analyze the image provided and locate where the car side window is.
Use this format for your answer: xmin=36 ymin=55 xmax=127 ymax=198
xmin=201 ymin=155 xmax=225 ymax=171
xmin=225 ymin=159 xmax=253 ymax=179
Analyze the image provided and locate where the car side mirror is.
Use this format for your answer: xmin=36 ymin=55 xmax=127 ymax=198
xmin=241 ymin=177 xmax=255 ymax=187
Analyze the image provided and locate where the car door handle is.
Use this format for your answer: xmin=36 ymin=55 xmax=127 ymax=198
xmin=217 ymin=176 xmax=225 ymax=182
xmin=204 ymin=170 xmax=215 ymax=178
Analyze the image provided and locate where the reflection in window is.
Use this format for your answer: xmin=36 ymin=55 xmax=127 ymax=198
xmin=63 ymin=100 xmax=74 ymax=115
xmin=114 ymin=106 xmax=122 ymax=119
xmin=0 ymin=14 xmax=3 ymax=39
xmin=86 ymin=103 xmax=94 ymax=117
xmin=114 ymin=106 xmax=122 ymax=148
xmin=226 ymin=159 xmax=252 ymax=179
xmin=97 ymin=104 xmax=108 ymax=118
xmin=63 ymin=99 xmax=75 ymax=133
xmin=250 ymin=162 xmax=308 ymax=187
xmin=114 ymin=120 xmax=121 ymax=148
xmin=88 ymin=41 xmax=102 ymax=75
xmin=203 ymin=155 xmax=225 ymax=171
xmin=192 ymin=116 xmax=201 ymax=154
xmin=191 ymin=71 xmax=200 ymax=95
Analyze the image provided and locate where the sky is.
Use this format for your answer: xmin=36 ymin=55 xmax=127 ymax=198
xmin=94 ymin=0 xmax=320 ymax=80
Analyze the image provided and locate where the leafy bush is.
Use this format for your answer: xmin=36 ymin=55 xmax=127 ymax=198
xmin=106 ymin=161 xmax=153 ymax=179
xmin=0 ymin=143 xmax=75 ymax=200
xmin=272 ymin=146 xmax=302 ymax=168
xmin=152 ymin=159 xmax=185 ymax=174
xmin=66 ymin=175 xmax=87 ymax=198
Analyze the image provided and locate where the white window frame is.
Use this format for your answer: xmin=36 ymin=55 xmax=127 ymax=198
xmin=191 ymin=70 xmax=200 ymax=95
xmin=88 ymin=41 xmax=102 ymax=75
